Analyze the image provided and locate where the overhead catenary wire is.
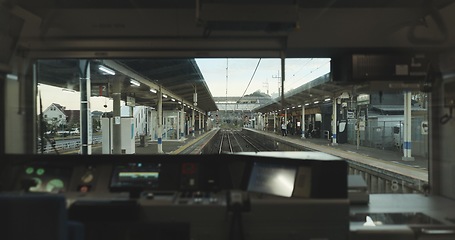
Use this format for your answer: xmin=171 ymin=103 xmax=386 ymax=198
xmin=287 ymin=60 xmax=330 ymax=89
xmin=237 ymin=58 xmax=262 ymax=103
xmin=226 ymin=58 xmax=228 ymax=113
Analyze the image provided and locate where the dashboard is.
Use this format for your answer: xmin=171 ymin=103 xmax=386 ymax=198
xmin=2 ymin=153 xmax=454 ymax=240
xmin=3 ymin=152 xmax=348 ymax=200
xmin=1 ymin=152 xmax=351 ymax=240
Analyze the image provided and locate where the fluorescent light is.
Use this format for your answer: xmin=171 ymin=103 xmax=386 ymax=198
xmin=298 ymin=105 xmax=302 ymax=107
xmin=305 ymin=103 xmax=310 ymax=106
xmin=6 ymin=74 xmax=18 ymax=81
xmin=149 ymin=88 xmax=157 ymax=93
xmin=178 ymin=101 xmax=182 ymax=104
xmin=162 ymin=94 xmax=168 ymax=98
xmin=98 ymin=65 xmax=115 ymax=75
xmin=325 ymin=98 xmax=331 ymax=102
xmin=130 ymin=79 xmax=140 ymax=86
xmin=292 ymin=106 xmax=295 ymax=109
xmin=314 ymin=101 xmax=320 ymax=104
xmin=171 ymin=98 xmax=176 ymax=102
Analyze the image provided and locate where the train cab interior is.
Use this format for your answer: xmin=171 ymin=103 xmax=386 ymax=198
xmin=1 ymin=0 xmax=455 ymax=240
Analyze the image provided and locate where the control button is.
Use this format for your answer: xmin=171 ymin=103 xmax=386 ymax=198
xmin=81 ymin=172 xmax=94 ymax=184
xmin=145 ymin=192 xmax=154 ymax=199
xmin=77 ymin=185 xmax=91 ymax=193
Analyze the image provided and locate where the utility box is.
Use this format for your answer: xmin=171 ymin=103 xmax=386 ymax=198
xmin=101 ymin=117 xmax=136 ymax=154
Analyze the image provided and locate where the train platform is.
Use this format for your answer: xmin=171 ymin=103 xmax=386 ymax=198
xmin=244 ymin=128 xmax=428 ymax=183
xmin=134 ymin=129 xmax=218 ymax=155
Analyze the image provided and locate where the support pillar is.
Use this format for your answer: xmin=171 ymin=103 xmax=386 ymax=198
xmin=332 ymin=99 xmax=338 ymax=145
xmin=301 ymin=105 xmax=306 ymax=139
xmin=199 ymin=112 xmax=202 ymax=135
xmin=204 ymin=114 xmax=207 ymax=132
xmin=284 ymin=110 xmax=288 ymax=125
xmin=402 ymin=91 xmax=415 ymax=161
xmin=180 ymin=103 xmax=185 ymax=139
xmin=157 ymin=87 xmax=163 ymax=154
xmin=79 ymin=60 xmax=92 ymax=155
xmin=262 ymin=114 xmax=267 ymax=131
xmin=192 ymin=108 xmax=195 ymax=137
xmin=273 ymin=113 xmax=276 ymax=133
xmin=112 ymin=77 xmax=122 ymax=154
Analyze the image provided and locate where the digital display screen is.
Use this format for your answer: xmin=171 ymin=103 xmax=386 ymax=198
xmin=110 ymin=162 xmax=161 ymax=189
xmin=247 ymin=162 xmax=297 ymax=197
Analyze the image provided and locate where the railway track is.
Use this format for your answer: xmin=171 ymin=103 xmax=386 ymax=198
xmin=215 ymin=129 xmax=273 ymax=154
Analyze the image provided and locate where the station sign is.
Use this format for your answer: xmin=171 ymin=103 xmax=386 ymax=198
xmin=126 ymin=96 xmax=135 ymax=107
xmin=92 ymin=84 xmax=109 ymax=97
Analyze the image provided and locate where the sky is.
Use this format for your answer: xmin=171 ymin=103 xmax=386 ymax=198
xmin=38 ymin=58 xmax=330 ymax=111
xmin=38 ymin=84 xmax=115 ymax=112
xmin=196 ymin=58 xmax=331 ymax=98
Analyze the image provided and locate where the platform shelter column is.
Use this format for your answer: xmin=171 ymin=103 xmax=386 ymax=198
xmin=301 ymin=105 xmax=306 ymax=139
xmin=157 ymin=87 xmax=163 ymax=154
xmin=111 ymin=76 xmax=122 ymax=154
xmin=180 ymin=100 xmax=185 ymax=139
xmin=79 ymin=60 xmax=92 ymax=155
xmin=273 ymin=112 xmax=276 ymax=133
xmin=284 ymin=109 xmax=288 ymax=129
xmin=198 ymin=112 xmax=202 ymax=134
xmin=192 ymin=108 xmax=195 ymax=137
xmin=402 ymin=91 xmax=414 ymax=161
xmin=332 ymin=99 xmax=338 ymax=145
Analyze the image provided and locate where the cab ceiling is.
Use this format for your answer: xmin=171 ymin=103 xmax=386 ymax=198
xmin=9 ymin=0 xmax=455 ymax=58
xmin=6 ymin=0 xmax=455 ymax=114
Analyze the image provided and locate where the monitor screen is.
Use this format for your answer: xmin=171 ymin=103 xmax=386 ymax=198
xmin=247 ymin=162 xmax=297 ymax=197
xmin=110 ymin=162 xmax=161 ymax=190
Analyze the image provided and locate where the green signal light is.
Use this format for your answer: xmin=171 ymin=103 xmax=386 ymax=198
xmin=25 ymin=167 xmax=34 ymax=175
xmin=36 ymin=168 xmax=45 ymax=176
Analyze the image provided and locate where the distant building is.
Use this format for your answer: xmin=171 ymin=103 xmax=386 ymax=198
xmin=214 ymin=92 xmax=273 ymax=125
xmin=41 ymin=103 xmax=80 ymax=132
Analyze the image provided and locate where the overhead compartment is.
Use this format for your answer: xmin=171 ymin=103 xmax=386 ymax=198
xmin=331 ymin=53 xmax=430 ymax=84
xmin=196 ymin=1 xmax=299 ymax=32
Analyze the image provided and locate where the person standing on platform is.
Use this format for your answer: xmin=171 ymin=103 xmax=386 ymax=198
xmin=281 ymin=121 xmax=287 ymax=136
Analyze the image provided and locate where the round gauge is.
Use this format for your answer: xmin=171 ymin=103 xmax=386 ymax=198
xmin=25 ymin=167 xmax=34 ymax=175
xmin=36 ymin=168 xmax=45 ymax=176
xmin=81 ymin=172 xmax=94 ymax=184
xmin=45 ymin=179 xmax=65 ymax=193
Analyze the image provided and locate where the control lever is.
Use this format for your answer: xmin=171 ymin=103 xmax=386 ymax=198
xmin=227 ymin=190 xmax=250 ymax=212
xmin=226 ymin=190 xmax=250 ymax=240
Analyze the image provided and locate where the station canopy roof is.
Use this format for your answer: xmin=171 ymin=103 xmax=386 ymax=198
xmin=37 ymin=59 xmax=218 ymax=113
xmin=253 ymin=74 xmax=349 ymax=114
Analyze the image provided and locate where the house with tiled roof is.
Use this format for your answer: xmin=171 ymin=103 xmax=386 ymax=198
xmin=42 ymin=103 xmax=81 ymax=131
xmin=42 ymin=103 xmax=68 ymax=126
